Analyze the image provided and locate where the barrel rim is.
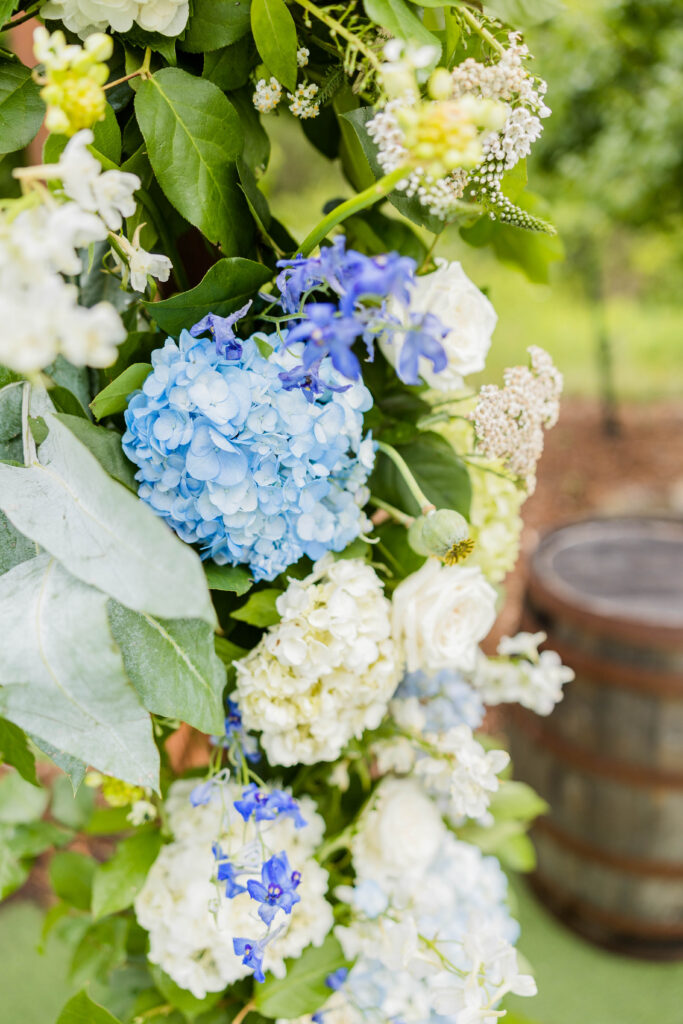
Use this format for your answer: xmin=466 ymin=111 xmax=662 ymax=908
xmin=529 ymin=514 xmax=683 ymax=647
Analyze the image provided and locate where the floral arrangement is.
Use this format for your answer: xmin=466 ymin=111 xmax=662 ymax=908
xmin=0 ymin=2 xmax=574 ymax=1022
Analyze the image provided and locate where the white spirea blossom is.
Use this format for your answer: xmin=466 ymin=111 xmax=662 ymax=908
xmin=253 ymin=77 xmax=282 ymax=113
xmin=470 ymin=635 xmax=575 ymax=716
xmin=134 ymin=780 xmax=333 ymax=999
xmin=296 ymin=47 xmax=310 ymax=67
xmin=41 ymin=0 xmax=189 ymax=37
xmin=382 ymin=259 xmax=497 ymax=391
xmin=288 ymin=82 xmax=320 ymax=119
xmin=235 ymin=556 xmax=401 ymax=765
xmin=392 ymin=558 xmax=497 ymax=674
xmin=471 ymin=345 xmax=563 ymax=493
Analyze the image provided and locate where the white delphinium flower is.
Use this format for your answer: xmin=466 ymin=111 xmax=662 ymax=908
xmin=382 ymin=259 xmax=497 ymax=391
xmin=471 ymin=346 xmax=563 ymax=493
xmin=235 ymin=556 xmax=401 ymax=766
xmin=253 ymin=76 xmax=282 ymax=113
xmin=112 ymin=225 xmax=173 ymax=293
xmin=470 ymin=637 xmax=574 ymax=716
xmin=392 ymin=558 xmax=497 ymax=674
xmin=288 ymin=82 xmax=320 ymax=119
xmin=135 ymin=780 xmax=333 ymax=999
xmin=58 ymin=131 xmax=139 ymax=229
xmin=414 ymin=724 xmax=510 ymax=824
xmin=296 ymin=47 xmax=310 ymax=67
xmin=41 ymin=0 xmax=189 ymax=37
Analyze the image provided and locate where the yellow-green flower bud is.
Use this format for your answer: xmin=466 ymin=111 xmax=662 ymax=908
xmin=408 ymin=508 xmax=474 ymax=564
xmin=101 ymin=776 xmax=146 ymax=808
xmin=428 ymin=67 xmax=453 ymax=102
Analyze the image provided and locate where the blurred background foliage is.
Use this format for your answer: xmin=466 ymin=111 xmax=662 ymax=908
xmin=261 ymin=0 xmax=683 ymax=405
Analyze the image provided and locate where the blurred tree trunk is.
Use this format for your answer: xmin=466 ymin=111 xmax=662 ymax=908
xmin=579 ymin=233 xmax=620 ymax=436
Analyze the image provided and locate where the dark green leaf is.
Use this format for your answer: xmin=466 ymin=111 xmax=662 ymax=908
xmin=50 ymin=851 xmax=96 ymax=910
xmin=151 ymin=966 xmax=223 ymax=1020
xmin=0 ymin=381 xmax=23 ymax=462
xmin=255 ymin=936 xmax=348 ymax=1017
xmin=230 ymin=86 xmax=270 ymax=172
xmin=143 ymin=258 xmax=272 ymax=335
xmin=214 ymin=635 xmax=248 ymax=666
xmin=0 ymin=1 xmax=18 ymax=25
xmin=29 ymin=736 xmax=87 ymax=794
xmin=108 ymin=603 xmax=227 ymax=735
xmin=45 ymin=356 xmax=92 ymax=412
xmin=370 ymin=431 xmax=472 ymax=517
xmin=106 ymin=331 xmax=161 ymax=381
xmin=90 ymin=363 xmax=151 ymax=419
xmin=203 ymin=41 xmax=254 ymax=91
xmin=182 ymin=0 xmax=252 ymax=52
xmin=0 ymin=718 xmax=38 ymax=786
xmin=251 ymin=0 xmax=298 ymax=92
xmin=48 ymin=386 xmax=89 ymax=420
xmin=0 ymin=62 xmax=44 ymax=156
xmin=56 ymin=990 xmax=122 ymax=1024
xmin=363 ymin=0 xmax=441 ymax=54
xmin=204 ymin=563 xmax=253 ymax=595
xmin=92 ymin=831 xmax=163 ymax=919
xmin=0 ymin=509 xmax=35 ymax=575
xmin=94 ymin=102 xmax=123 ymax=163
xmin=232 ymin=588 xmax=282 ymax=628
xmin=135 ymin=68 xmax=251 ymax=255
xmin=55 ymin=414 xmax=137 ymax=491
xmin=0 ymin=770 xmax=48 ymax=823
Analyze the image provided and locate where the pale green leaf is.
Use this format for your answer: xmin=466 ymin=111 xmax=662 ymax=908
xmin=135 ymin=68 xmax=251 ymax=254
xmin=0 ymin=771 xmax=48 ymax=823
xmin=251 ymin=0 xmax=298 ymax=92
xmin=150 ymin=965 xmax=223 ymax=1019
xmin=255 ymin=936 xmax=348 ymax=1017
xmin=55 ymin=414 xmax=137 ymax=492
xmin=90 ymin=362 xmax=152 ymax=420
xmin=483 ymin=0 xmax=563 ymax=27
xmin=232 ymin=588 xmax=282 ymax=627
xmin=0 ymin=62 xmax=44 ymax=156
xmin=0 ymin=555 xmax=160 ymax=789
xmin=0 ymin=844 xmax=29 ymax=900
xmin=56 ymin=990 xmax=122 ymax=1024
xmin=49 ymin=850 xmax=96 ymax=910
xmin=108 ymin=603 xmax=226 ymax=735
xmin=489 ymin=780 xmax=549 ymax=823
xmin=92 ymin=830 xmax=162 ymax=919
xmin=204 ymin=562 xmax=253 ymax=595
xmin=0 ymin=413 xmax=216 ymax=624
xmin=143 ymin=257 xmax=272 ymax=335
xmin=363 ymin=0 xmax=441 ymax=56
xmin=182 ymin=0 xmax=252 ymax=52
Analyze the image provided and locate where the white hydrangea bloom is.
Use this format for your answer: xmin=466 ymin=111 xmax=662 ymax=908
xmin=235 ymin=556 xmax=401 ymax=765
xmin=41 ymin=0 xmax=189 ymax=37
xmin=392 ymin=558 xmax=497 ymax=674
xmin=382 ymin=260 xmax=497 ymax=391
xmin=135 ymin=780 xmax=333 ymax=999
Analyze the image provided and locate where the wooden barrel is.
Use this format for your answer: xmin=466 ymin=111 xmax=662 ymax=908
xmin=508 ymin=516 xmax=683 ymax=956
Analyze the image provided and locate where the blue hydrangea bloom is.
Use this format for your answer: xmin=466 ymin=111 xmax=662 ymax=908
xmin=395 ymin=669 xmax=486 ymax=732
xmin=122 ymin=330 xmax=375 ymax=582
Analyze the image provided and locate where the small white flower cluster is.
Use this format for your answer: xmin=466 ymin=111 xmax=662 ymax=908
xmin=471 ymin=632 xmax=575 ymax=716
xmin=2 ymin=130 xmax=172 ymax=374
xmin=471 ymin=346 xmax=563 ymax=493
xmin=253 ymin=77 xmax=283 ymax=113
xmin=135 ymin=780 xmax=333 ymax=999
xmin=112 ymin=225 xmax=172 ymax=293
xmin=288 ymin=82 xmax=320 ymax=119
xmin=414 ymin=723 xmax=509 ymax=824
xmin=391 ymin=558 xmax=498 ymax=674
xmin=287 ymin=778 xmax=535 ymax=1024
xmin=41 ymin=0 xmax=189 ymax=37
xmin=296 ymin=47 xmax=310 ymax=68
xmin=382 ymin=258 xmax=497 ymax=392
xmin=235 ymin=556 xmax=401 ymax=766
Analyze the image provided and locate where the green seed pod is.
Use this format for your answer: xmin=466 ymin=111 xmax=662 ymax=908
xmin=408 ymin=509 xmax=474 ymax=564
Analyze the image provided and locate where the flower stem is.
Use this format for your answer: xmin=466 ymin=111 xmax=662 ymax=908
xmin=105 ymin=47 xmax=152 ymax=90
xmin=376 ymin=441 xmax=435 ymax=514
xmin=290 ymin=0 xmax=382 ymax=73
xmin=1 ymin=4 xmax=40 ymax=30
xmin=459 ymin=5 xmax=505 ymax=56
xmin=299 ymin=165 xmax=412 ymax=256
xmin=231 ymin=1000 xmax=255 ymax=1024
xmin=369 ymin=495 xmax=414 ymax=528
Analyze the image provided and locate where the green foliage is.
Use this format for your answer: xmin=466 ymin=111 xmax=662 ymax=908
xmin=56 ymin=990 xmax=122 ymax=1024
xmin=0 ymin=509 xmax=35 ymax=575
xmin=0 ymin=771 xmax=48 ymax=823
xmin=144 ymin=258 xmax=272 ymax=335
xmin=182 ymin=0 xmax=252 ymax=52
xmin=55 ymin=414 xmax=137 ymax=491
xmin=255 ymin=936 xmax=349 ymax=1017
xmin=232 ymin=588 xmax=282 ymax=627
xmin=251 ymin=0 xmax=299 ymax=91
xmin=90 ymin=363 xmax=152 ymax=419
xmin=483 ymin=0 xmax=562 ymax=26
xmin=151 ymin=966 xmax=224 ymax=1020
xmin=0 ymin=62 xmax=44 ymax=156
xmin=363 ymin=0 xmax=441 ymax=55
xmin=135 ymin=69 xmax=251 ymax=254
xmin=204 ymin=562 xmax=253 ymax=594
xmin=0 ymin=718 xmax=38 ymax=786
xmin=92 ymin=830 xmax=163 ymax=918
xmin=0 ymin=380 xmax=23 ymax=462
xmin=50 ymin=851 xmax=96 ymax=911
xmin=108 ymin=604 xmax=227 ymax=734
xmin=370 ymin=431 xmax=472 ymax=517
xmin=203 ymin=41 xmax=254 ymax=91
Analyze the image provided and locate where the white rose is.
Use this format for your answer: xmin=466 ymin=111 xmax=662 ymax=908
xmin=392 ymin=559 xmax=497 ymax=673
xmin=382 ymin=259 xmax=497 ymax=391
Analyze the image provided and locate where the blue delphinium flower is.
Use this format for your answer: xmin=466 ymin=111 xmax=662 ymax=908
xmin=233 ymin=784 xmax=307 ymax=828
xmin=326 ymin=967 xmax=349 ymax=991
xmin=247 ymin=851 xmax=302 ymax=924
xmin=189 ymin=301 xmax=252 ymax=359
xmin=122 ymin=331 xmax=375 ymax=582
xmin=216 ymin=860 xmax=248 ymax=898
xmin=395 ymin=669 xmax=486 ymax=732
xmin=189 ymin=779 xmax=215 ymax=807
xmin=233 ymin=936 xmax=268 ymax=983
xmin=215 ymin=699 xmax=260 ymax=763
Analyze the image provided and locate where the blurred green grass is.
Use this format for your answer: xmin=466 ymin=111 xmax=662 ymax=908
xmin=261 ymin=115 xmax=683 ymax=402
